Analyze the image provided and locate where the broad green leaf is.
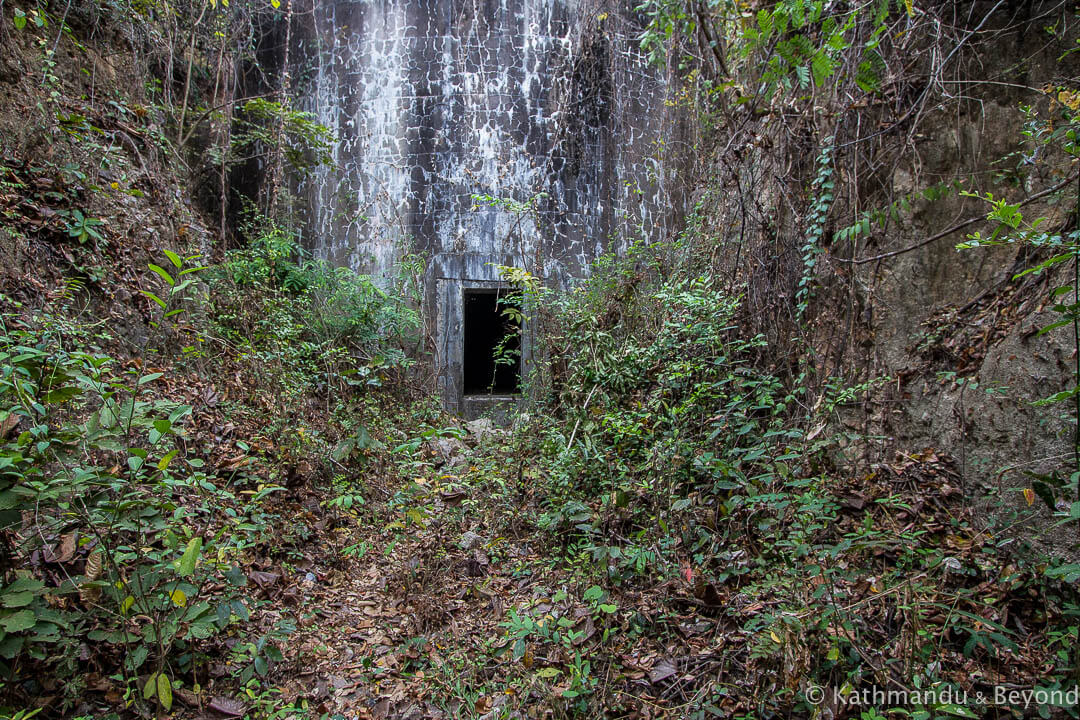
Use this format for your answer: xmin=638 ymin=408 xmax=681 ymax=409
xmin=158 ymin=449 xmax=178 ymax=471
xmin=1 ymin=592 xmax=34 ymax=608
xmin=224 ymin=566 xmax=247 ymax=587
xmin=162 ymin=249 xmax=182 ymax=269
xmin=1 ymin=610 xmax=36 ymax=633
xmin=5 ymin=578 xmax=44 ymax=594
xmin=1036 ymin=319 xmax=1071 ymax=336
xmin=177 ymin=537 xmax=202 ymax=576
xmin=143 ymin=673 xmax=157 ymax=700
xmin=156 ymin=672 xmax=173 ymax=711
xmin=0 ymin=492 xmax=18 ymax=513
xmin=140 ymin=290 xmax=167 ymax=309
xmin=128 ymin=644 xmax=148 ymax=670
xmin=1034 ymin=386 xmax=1080 ymax=406
xmin=171 ymin=277 xmax=194 ymax=295
xmin=231 ymin=599 xmax=249 ymax=621
xmin=0 ymin=635 xmax=23 ymax=658
xmin=147 ymin=263 xmax=175 ymax=287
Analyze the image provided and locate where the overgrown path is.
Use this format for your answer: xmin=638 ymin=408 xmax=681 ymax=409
xmin=270 ymin=424 xmax=719 ymax=719
xmin=257 ymin=416 xmax=1072 ymax=720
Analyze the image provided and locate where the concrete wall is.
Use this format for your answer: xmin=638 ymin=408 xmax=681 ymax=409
xmin=293 ymin=0 xmax=687 ymax=413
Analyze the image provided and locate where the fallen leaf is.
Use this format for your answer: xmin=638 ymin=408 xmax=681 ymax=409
xmin=248 ymin=570 xmax=281 ymax=589
xmin=440 ymin=490 xmax=468 ymax=505
xmin=208 ymin=696 xmax=246 ymax=717
xmin=681 ymin=560 xmax=693 ymax=583
xmin=56 ymin=534 xmax=77 ymax=563
xmin=174 ymin=687 xmax=200 ymax=707
xmin=650 ymin=659 xmax=678 ymax=684
xmin=0 ymin=414 xmax=19 ymax=440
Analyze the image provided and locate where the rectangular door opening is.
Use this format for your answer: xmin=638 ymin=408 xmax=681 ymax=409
xmin=463 ymin=288 xmax=521 ymax=395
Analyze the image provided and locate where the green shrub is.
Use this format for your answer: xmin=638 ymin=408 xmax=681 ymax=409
xmin=209 ymin=213 xmax=421 ymax=399
xmin=0 ymin=256 xmax=279 ymax=711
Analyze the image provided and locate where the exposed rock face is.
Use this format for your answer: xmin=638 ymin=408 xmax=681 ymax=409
xmin=688 ymin=5 xmax=1077 ymax=537
xmin=293 ymin=0 xmax=687 ymax=413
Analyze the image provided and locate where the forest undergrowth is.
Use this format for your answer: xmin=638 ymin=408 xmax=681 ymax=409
xmin=4 ymin=198 xmax=1077 ymax=719
xmin=281 ymin=238 xmax=1080 ymax=720
xmin=0 ymin=0 xmax=1079 ymax=718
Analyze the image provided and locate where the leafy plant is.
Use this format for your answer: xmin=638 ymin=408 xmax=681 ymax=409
xmin=0 ymin=253 xmax=281 ymax=711
xmin=61 ymin=209 xmax=105 ymax=245
xmin=228 ymin=99 xmax=334 ymax=178
xmin=797 ymin=138 xmax=834 ymax=322
xmin=957 ymin=173 xmax=1080 ymax=506
xmin=205 ymin=212 xmax=421 ymax=439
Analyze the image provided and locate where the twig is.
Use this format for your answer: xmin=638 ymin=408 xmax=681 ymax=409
xmin=1073 ymin=162 xmax=1080 ymax=506
xmin=43 ymin=0 xmax=73 ymax=85
xmin=839 ymin=172 xmax=1078 ymax=265
xmin=180 ymin=92 xmax=277 ymax=149
xmin=566 ymin=384 xmax=599 ymax=450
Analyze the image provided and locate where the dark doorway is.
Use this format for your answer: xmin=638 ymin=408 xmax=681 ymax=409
xmin=463 ymin=289 xmax=521 ymax=395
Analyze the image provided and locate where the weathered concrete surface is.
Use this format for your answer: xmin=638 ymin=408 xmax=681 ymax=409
xmin=293 ymin=0 xmax=687 ymax=413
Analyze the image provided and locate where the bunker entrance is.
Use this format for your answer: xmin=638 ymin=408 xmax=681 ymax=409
xmin=463 ymin=288 xmax=521 ymax=395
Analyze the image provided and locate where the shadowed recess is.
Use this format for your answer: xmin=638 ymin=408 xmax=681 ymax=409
xmin=463 ymin=288 xmax=520 ymax=395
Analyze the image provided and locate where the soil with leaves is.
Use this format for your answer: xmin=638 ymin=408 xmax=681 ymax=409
xmin=269 ymin=423 xmax=1078 ymax=720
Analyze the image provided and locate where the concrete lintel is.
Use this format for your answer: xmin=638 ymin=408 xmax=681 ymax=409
xmin=431 ymin=252 xmax=528 ymax=281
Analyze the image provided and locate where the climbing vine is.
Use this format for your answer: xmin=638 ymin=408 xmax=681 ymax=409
xmin=796 ymin=138 xmax=834 ymax=323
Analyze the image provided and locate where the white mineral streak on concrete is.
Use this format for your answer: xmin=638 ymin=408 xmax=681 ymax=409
xmin=295 ymin=0 xmax=680 ymax=286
